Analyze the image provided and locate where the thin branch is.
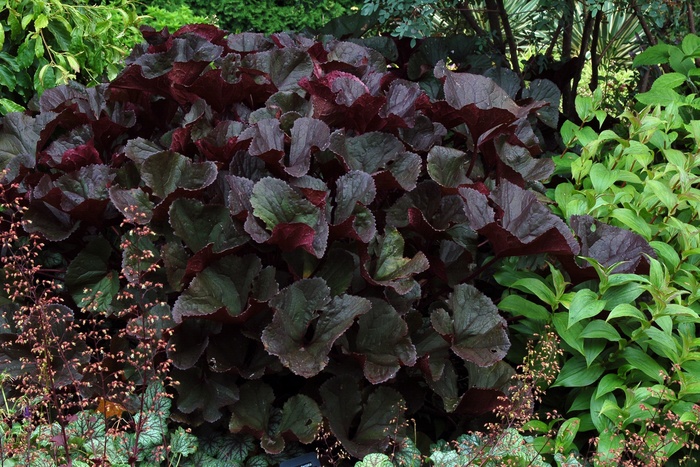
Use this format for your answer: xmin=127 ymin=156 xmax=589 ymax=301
xmin=484 ymin=0 xmax=505 ymax=56
xmin=457 ymin=3 xmax=487 ymax=37
xmin=495 ymin=0 xmax=521 ymax=76
xmin=589 ymin=10 xmax=603 ymax=92
xmin=688 ymin=0 xmax=697 ymax=34
xmin=630 ymin=0 xmax=657 ymax=45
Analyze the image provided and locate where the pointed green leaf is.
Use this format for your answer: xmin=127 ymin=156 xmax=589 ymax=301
xmin=552 ymin=356 xmax=604 ymax=387
xmin=568 ymin=289 xmax=605 ymax=327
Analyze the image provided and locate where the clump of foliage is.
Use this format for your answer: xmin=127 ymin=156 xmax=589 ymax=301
xmin=140 ymin=0 xmax=359 ymax=34
xmin=0 ymin=0 xmax=142 ymax=115
xmin=142 ymin=4 xmax=218 ymax=32
xmin=487 ymin=48 xmax=700 ymax=464
xmin=0 ymin=24 xmax=655 ymax=463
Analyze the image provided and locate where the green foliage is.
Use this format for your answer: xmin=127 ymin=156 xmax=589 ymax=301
xmin=142 ymin=4 xmax=217 ymax=32
xmin=493 ymin=49 xmax=700 ymax=464
xmin=0 ymin=0 xmax=142 ymax=114
xmin=184 ymin=0 xmax=357 ymax=33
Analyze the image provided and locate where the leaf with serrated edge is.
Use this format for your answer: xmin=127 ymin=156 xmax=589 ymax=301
xmin=262 ymin=278 xmax=371 ymax=377
xmin=354 ymin=299 xmax=417 ymax=384
xmin=431 ymin=284 xmax=510 ymax=367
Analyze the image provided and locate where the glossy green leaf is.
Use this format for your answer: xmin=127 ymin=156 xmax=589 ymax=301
xmin=498 ymin=294 xmax=550 ymax=321
xmin=568 ymin=289 xmax=605 ymax=327
xmin=552 ymin=356 xmax=604 ymax=387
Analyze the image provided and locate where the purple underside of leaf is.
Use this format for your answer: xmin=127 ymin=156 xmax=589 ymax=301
xmin=461 ymin=181 xmax=580 ymax=257
xmin=568 ymin=215 xmax=655 ymax=274
xmin=286 ymin=117 xmax=331 ymax=177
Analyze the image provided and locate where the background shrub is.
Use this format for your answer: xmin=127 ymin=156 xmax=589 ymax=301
xmin=0 ymin=0 xmax=142 ymax=114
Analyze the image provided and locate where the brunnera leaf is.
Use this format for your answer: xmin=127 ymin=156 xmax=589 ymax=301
xmin=430 ymin=283 xmax=510 ymax=367
xmin=229 ymin=381 xmax=322 ymax=454
xmin=140 ymin=150 xmax=218 ymax=199
xmin=250 ymin=177 xmax=320 ymax=231
xmin=261 ymin=278 xmax=371 ymax=378
xmin=365 ymin=226 xmax=430 ymax=295
xmin=171 ymin=367 xmax=239 ymax=423
xmin=65 ymin=236 xmax=119 ymax=314
xmin=333 ymin=170 xmax=377 ymax=225
xmin=109 ymin=187 xmax=155 ymax=224
xmin=330 ymin=131 xmax=404 ymax=175
xmin=427 ymin=146 xmax=472 ymax=188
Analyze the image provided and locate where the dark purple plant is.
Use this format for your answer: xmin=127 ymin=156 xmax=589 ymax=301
xmin=0 ymin=24 xmax=651 ymax=459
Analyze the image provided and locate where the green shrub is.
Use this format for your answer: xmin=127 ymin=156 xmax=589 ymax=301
xmin=0 ymin=0 xmax=142 ymax=114
xmin=142 ymin=4 xmax=217 ymax=32
xmin=492 ymin=57 xmax=700 ymax=464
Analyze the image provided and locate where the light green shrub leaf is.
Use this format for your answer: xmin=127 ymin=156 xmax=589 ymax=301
xmin=510 ymin=278 xmax=558 ymax=308
xmin=580 ymin=320 xmax=621 ymax=341
xmin=633 ymin=44 xmax=671 ymax=66
xmin=568 ymin=289 xmax=605 ymax=327
xmin=552 ymin=356 xmax=604 ymax=387
xmin=607 ymin=304 xmax=646 ymax=324
xmin=498 ymin=294 xmax=550 ymax=321
xmin=589 ymin=163 xmax=617 ymax=193
xmin=620 ymin=347 xmax=666 ymax=383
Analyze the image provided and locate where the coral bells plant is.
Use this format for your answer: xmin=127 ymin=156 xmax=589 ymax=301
xmin=0 ymin=24 xmax=653 ymax=460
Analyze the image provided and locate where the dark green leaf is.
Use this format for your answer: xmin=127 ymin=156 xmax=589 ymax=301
xmin=334 ymin=170 xmax=376 ymax=225
xmin=431 ymin=284 xmax=510 ymax=367
xmin=262 ymin=279 xmax=371 ymax=377
xmin=353 ymin=299 xmax=417 ymax=384
xmin=250 ymin=177 xmax=320 ymax=230
xmin=169 ymin=197 xmax=247 ymax=253
xmin=172 ymin=368 xmax=239 ymax=423
xmin=172 ymin=255 xmax=262 ymax=322
xmin=320 ymin=375 xmax=405 ymax=459
xmin=141 ymin=150 xmax=217 ymax=198
xmin=369 ymin=226 xmax=429 ymax=294
xmin=65 ymin=236 xmax=118 ymax=313
xmin=427 ymin=146 xmax=470 ymax=187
